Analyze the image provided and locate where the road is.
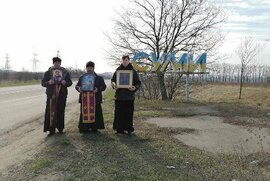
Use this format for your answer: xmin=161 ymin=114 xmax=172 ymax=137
xmin=0 ymin=79 xmax=111 ymax=173
xmin=0 ymin=79 xmax=111 ymax=135
xmin=0 ymin=84 xmax=78 ymax=135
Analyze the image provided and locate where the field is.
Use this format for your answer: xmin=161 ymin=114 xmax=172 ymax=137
xmin=1 ymin=83 xmax=270 ymax=180
xmin=0 ymin=80 xmax=41 ymax=87
xmin=192 ymin=83 xmax=270 ymax=107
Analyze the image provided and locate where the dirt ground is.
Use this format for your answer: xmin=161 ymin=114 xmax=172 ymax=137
xmin=0 ymin=102 xmax=79 ymax=175
xmin=147 ymin=114 xmax=270 ymax=155
xmin=1 ymin=101 xmax=270 ymax=179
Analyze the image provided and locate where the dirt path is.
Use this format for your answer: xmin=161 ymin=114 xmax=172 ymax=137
xmin=0 ymin=80 xmax=111 ymax=175
xmin=0 ymin=102 xmax=79 ymax=175
xmin=147 ymin=115 xmax=270 ymax=155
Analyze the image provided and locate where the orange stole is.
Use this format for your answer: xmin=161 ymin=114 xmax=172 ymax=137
xmin=50 ymin=84 xmax=61 ymax=127
xmin=82 ymin=91 xmax=95 ymax=123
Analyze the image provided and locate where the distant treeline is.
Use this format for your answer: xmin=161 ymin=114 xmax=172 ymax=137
xmin=0 ymin=68 xmax=113 ymax=82
xmin=187 ymin=63 xmax=270 ymax=84
xmin=1 ymin=63 xmax=269 ymax=84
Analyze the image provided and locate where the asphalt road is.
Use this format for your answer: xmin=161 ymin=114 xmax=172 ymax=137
xmin=0 ymin=84 xmax=78 ymax=134
xmin=0 ymin=79 xmax=111 ymax=135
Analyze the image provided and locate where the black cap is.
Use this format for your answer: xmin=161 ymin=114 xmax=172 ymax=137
xmin=52 ymin=57 xmax=62 ymax=63
xmin=86 ymin=61 xmax=95 ymax=67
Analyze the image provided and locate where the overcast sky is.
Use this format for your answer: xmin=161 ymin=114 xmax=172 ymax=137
xmin=215 ymin=0 xmax=270 ymax=64
xmin=0 ymin=0 xmax=269 ymax=73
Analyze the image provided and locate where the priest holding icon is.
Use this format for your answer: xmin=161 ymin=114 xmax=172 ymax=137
xmin=41 ymin=57 xmax=73 ymax=136
xmin=75 ymin=61 xmax=106 ymax=133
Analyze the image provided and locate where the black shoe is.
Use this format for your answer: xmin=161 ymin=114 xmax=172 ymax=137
xmin=115 ymin=131 xmax=124 ymax=135
xmin=79 ymin=129 xmax=88 ymax=133
xmin=127 ymin=131 xmax=132 ymax=136
xmin=58 ymin=129 xmax=63 ymax=134
xmin=48 ymin=130 xmax=55 ymax=136
xmin=92 ymin=129 xmax=98 ymax=133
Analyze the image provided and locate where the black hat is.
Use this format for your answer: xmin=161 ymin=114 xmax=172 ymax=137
xmin=86 ymin=61 xmax=95 ymax=67
xmin=52 ymin=57 xmax=62 ymax=63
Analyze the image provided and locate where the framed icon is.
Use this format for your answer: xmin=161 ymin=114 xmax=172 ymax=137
xmin=116 ymin=70 xmax=133 ymax=88
xmin=81 ymin=73 xmax=95 ymax=91
xmin=52 ymin=69 xmax=63 ymax=84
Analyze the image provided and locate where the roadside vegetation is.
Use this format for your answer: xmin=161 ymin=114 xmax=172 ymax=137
xmin=0 ymin=80 xmax=41 ymax=87
xmin=2 ymin=84 xmax=270 ymax=180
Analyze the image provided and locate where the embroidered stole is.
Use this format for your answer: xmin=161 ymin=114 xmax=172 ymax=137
xmin=82 ymin=91 xmax=95 ymax=123
xmin=49 ymin=84 xmax=61 ymax=127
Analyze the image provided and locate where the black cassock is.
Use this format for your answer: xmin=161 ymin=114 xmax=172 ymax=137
xmin=75 ymin=73 xmax=106 ymax=132
xmin=111 ymin=63 xmax=141 ymax=133
xmin=41 ymin=67 xmax=72 ymax=133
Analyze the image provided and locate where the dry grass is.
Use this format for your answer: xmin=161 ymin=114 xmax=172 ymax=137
xmin=192 ymin=83 xmax=270 ymax=107
xmin=0 ymin=80 xmax=41 ymax=87
xmin=2 ymin=85 xmax=270 ymax=180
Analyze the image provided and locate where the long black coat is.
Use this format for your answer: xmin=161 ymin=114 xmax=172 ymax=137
xmin=41 ymin=66 xmax=72 ymax=132
xmin=75 ymin=73 xmax=106 ymax=131
xmin=111 ymin=63 xmax=141 ymax=100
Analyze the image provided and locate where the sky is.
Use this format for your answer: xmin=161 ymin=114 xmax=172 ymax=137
xmin=0 ymin=0 xmax=269 ymax=73
xmin=214 ymin=0 xmax=270 ymax=65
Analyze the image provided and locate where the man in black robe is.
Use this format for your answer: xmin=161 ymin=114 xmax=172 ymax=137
xmin=41 ymin=57 xmax=73 ymax=136
xmin=75 ymin=61 xmax=106 ymax=133
xmin=111 ymin=55 xmax=141 ymax=135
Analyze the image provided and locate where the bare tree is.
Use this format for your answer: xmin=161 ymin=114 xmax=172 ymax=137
xmin=236 ymin=36 xmax=263 ymax=99
xmin=107 ymin=0 xmax=225 ymax=100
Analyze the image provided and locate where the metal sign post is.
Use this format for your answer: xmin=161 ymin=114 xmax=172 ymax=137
xmin=185 ymin=74 xmax=190 ymax=102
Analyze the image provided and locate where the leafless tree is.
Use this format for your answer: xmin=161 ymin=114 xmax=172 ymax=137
xmin=106 ymin=0 xmax=225 ymax=100
xmin=236 ymin=36 xmax=263 ymax=99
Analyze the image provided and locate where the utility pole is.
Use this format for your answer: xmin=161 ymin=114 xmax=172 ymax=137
xmin=185 ymin=73 xmax=190 ymax=102
xmin=4 ymin=53 xmax=11 ymax=71
xmin=31 ymin=52 xmax=39 ymax=72
xmin=75 ymin=61 xmax=78 ymax=70
xmin=56 ymin=49 xmax=61 ymax=58
xmin=185 ymin=53 xmax=192 ymax=102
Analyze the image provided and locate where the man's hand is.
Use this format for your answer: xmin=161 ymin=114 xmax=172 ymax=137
xmin=48 ymin=79 xmax=54 ymax=85
xmin=94 ymin=87 xmax=98 ymax=93
xmin=128 ymin=85 xmax=136 ymax=91
xmin=61 ymin=80 xmax=66 ymax=85
xmin=111 ymin=82 xmax=117 ymax=89
xmin=75 ymin=86 xmax=81 ymax=93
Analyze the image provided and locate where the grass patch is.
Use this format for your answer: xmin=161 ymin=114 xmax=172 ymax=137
xmin=136 ymin=99 xmax=184 ymax=110
xmin=66 ymin=177 xmax=76 ymax=181
xmin=58 ymin=138 xmax=71 ymax=146
xmin=156 ymin=127 xmax=196 ymax=135
xmin=32 ymin=159 xmax=53 ymax=170
xmin=135 ymin=110 xmax=170 ymax=118
xmin=103 ymin=89 xmax=115 ymax=101
xmin=0 ymin=78 xmax=79 ymax=88
xmin=0 ymin=80 xmax=41 ymax=87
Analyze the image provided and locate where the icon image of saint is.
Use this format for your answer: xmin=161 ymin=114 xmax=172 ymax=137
xmin=81 ymin=74 xmax=95 ymax=91
xmin=119 ymin=73 xmax=130 ymax=85
xmin=52 ymin=69 xmax=63 ymax=84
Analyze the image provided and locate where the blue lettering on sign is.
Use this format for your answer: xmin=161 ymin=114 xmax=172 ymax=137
xmin=132 ymin=52 xmax=207 ymax=72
